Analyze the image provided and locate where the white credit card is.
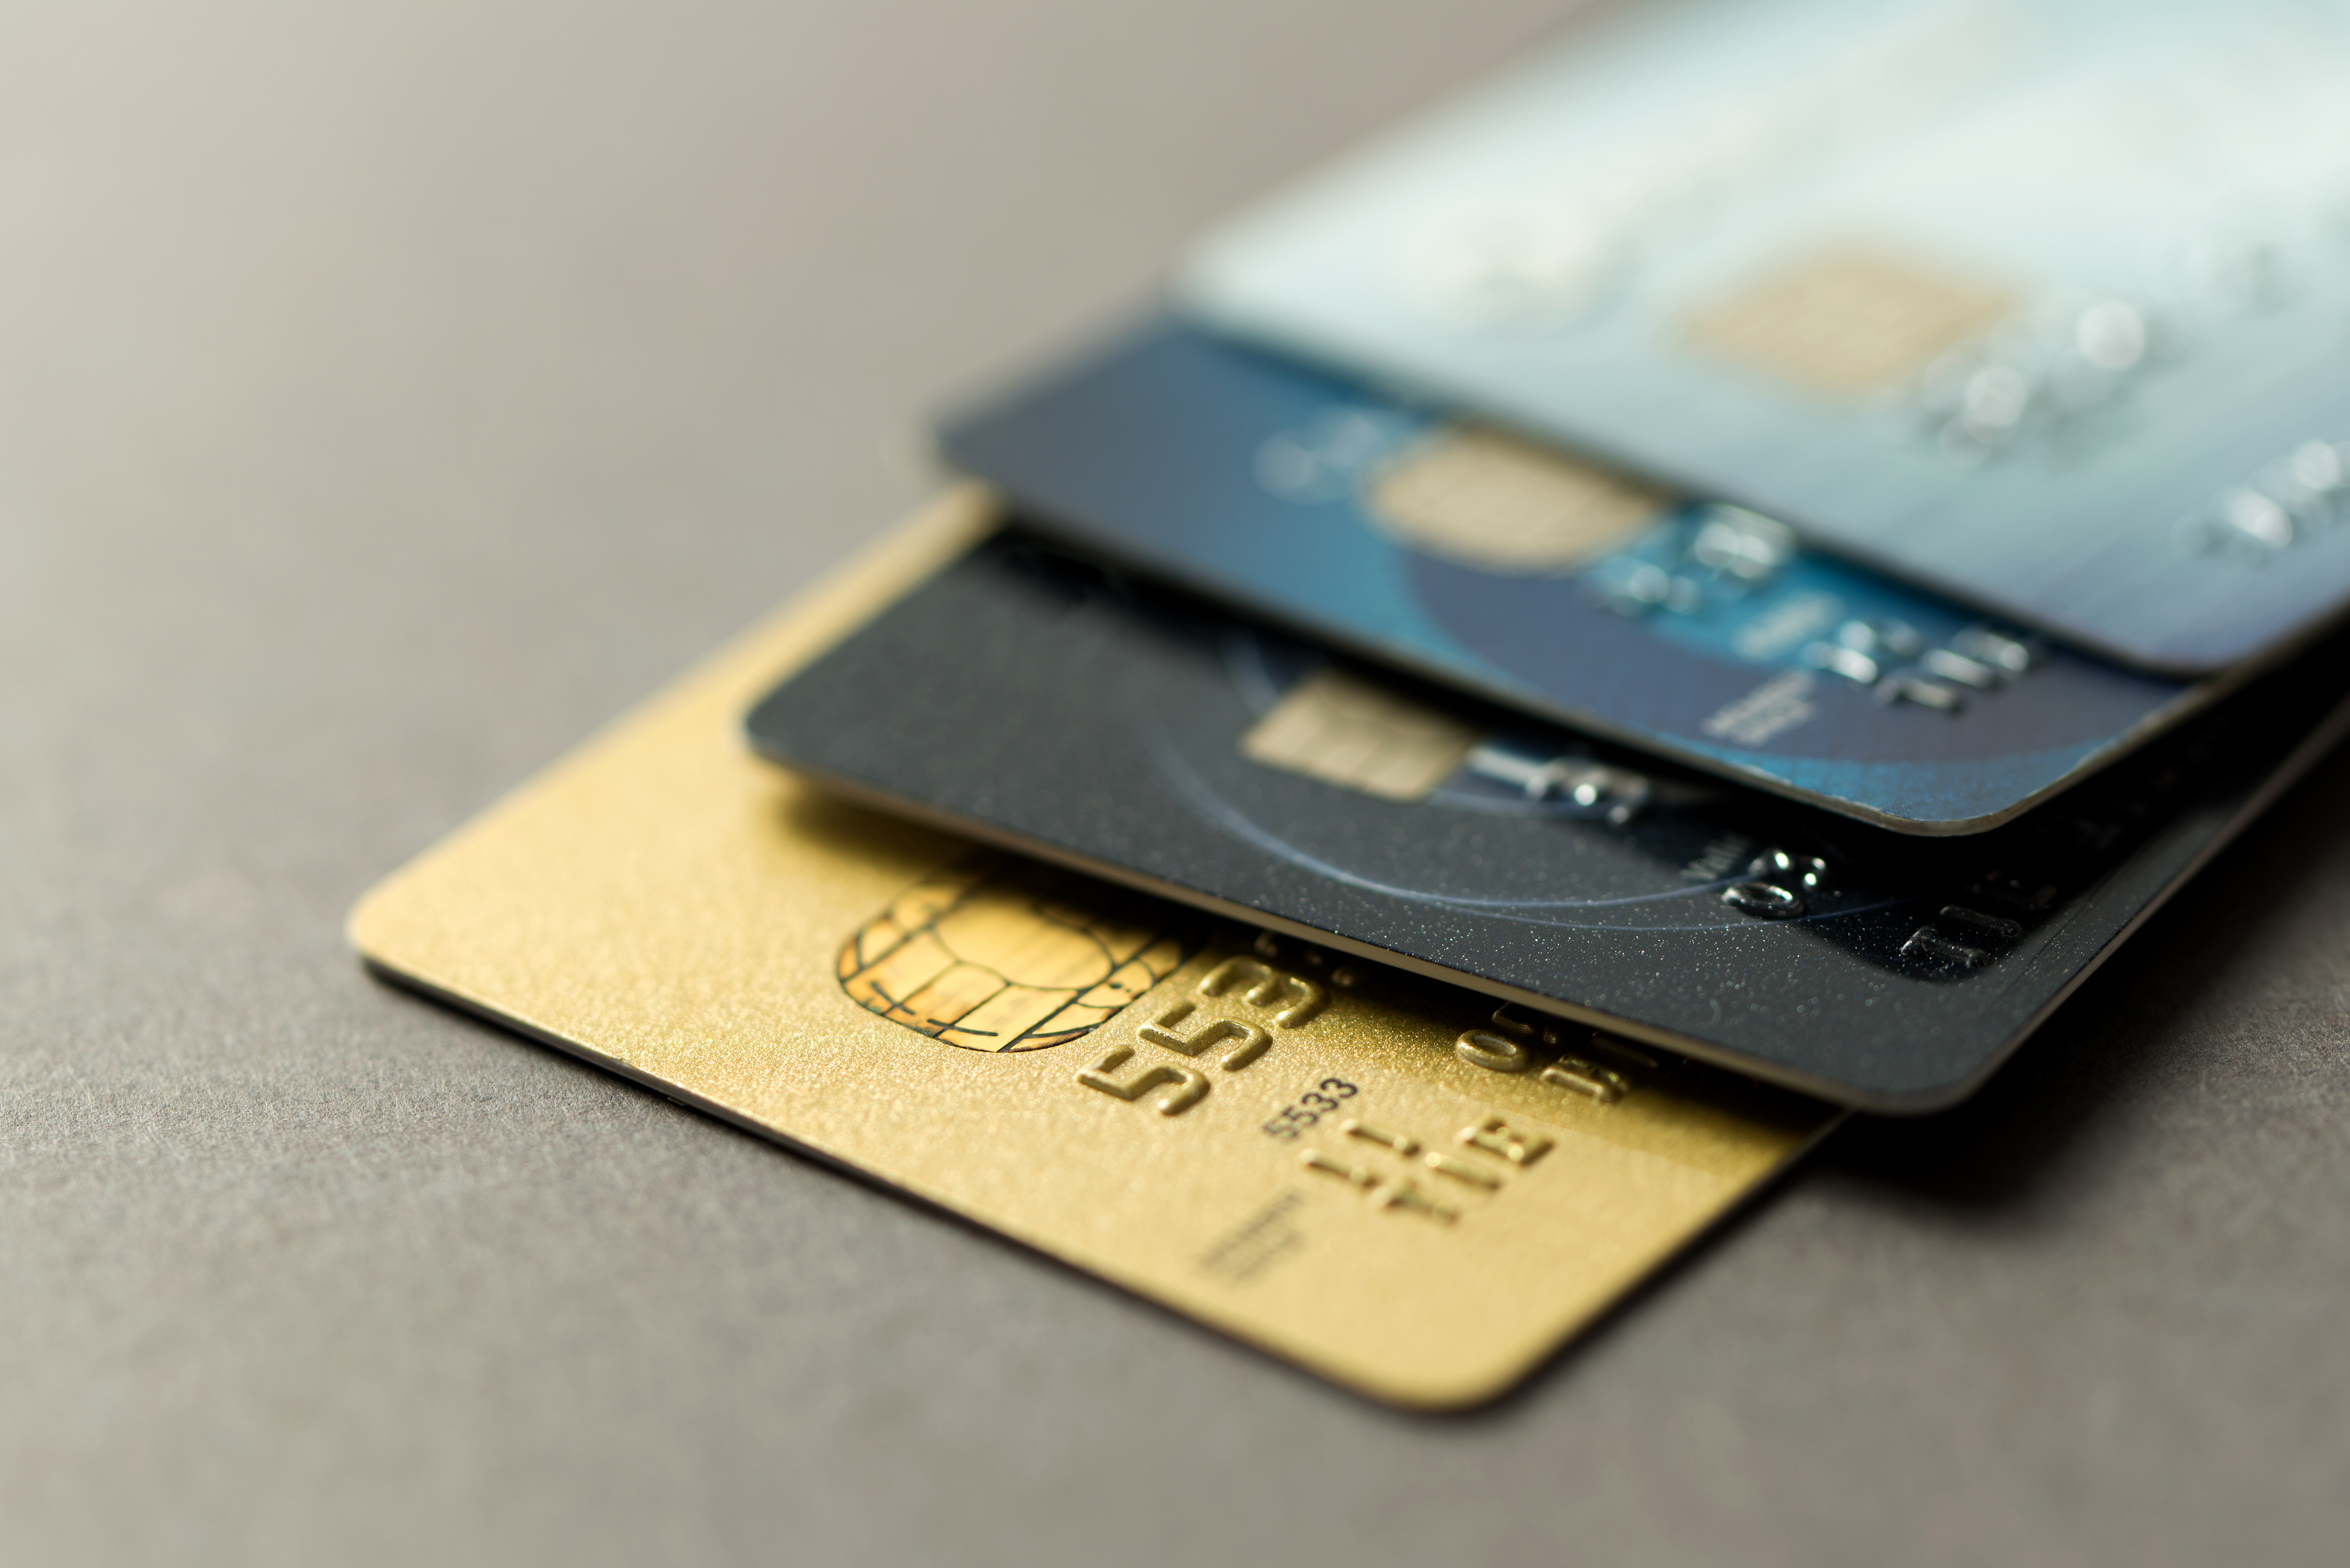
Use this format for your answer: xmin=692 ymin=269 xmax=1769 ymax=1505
xmin=1183 ymin=0 xmax=2350 ymax=675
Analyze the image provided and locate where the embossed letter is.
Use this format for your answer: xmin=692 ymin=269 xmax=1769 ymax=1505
xmin=1460 ymin=1115 xmax=1553 ymax=1168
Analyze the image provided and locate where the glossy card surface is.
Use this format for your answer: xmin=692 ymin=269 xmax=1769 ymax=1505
xmin=349 ymin=494 xmax=1836 ymax=1409
xmin=942 ymin=322 xmax=2208 ymax=834
xmin=1182 ymin=0 xmax=2350 ymax=674
xmin=747 ymin=524 xmax=2350 ymax=1109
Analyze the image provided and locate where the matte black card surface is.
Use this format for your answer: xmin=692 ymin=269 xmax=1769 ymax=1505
xmin=747 ymin=529 xmax=2350 ymax=1109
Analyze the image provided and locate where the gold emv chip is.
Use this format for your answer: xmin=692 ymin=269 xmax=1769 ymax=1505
xmin=1683 ymin=246 xmax=2012 ymax=398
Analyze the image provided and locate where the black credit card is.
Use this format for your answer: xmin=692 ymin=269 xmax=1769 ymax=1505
xmin=746 ymin=528 xmax=2350 ymax=1109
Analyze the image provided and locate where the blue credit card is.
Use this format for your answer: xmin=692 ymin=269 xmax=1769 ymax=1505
xmin=1181 ymin=0 xmax=2350 ymax=675
xmin=940 ymin=322 xmax=2210 ymax=834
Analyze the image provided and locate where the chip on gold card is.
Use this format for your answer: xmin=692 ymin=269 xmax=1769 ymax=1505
xmin=348 ymin=491 xmax=1838 ymax=1407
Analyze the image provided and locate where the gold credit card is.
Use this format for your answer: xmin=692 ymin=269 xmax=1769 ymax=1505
xmin=349 ymin=491 xmax=1840 ymax=1407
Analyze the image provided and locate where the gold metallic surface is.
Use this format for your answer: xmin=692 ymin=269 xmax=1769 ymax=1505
xmin=349 ymin=489 xmax=1840 ymax=1408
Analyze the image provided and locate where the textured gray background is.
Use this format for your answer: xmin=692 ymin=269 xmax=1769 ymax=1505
xmin=7 ymin=3 xmax=2349 ymax=1563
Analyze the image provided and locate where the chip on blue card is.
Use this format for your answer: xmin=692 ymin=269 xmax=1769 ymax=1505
xmin=941 ymin=322 xmax=2211 ymax=834
xmin=1181 ymin=0 xmax=2350 ymax=675
xmin=745 ymin=523 xmax=2350 ymax=1108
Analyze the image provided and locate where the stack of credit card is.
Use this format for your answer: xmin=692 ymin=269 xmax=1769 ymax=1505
xmin=355 ymin=0 xmax=2350 ymax=1407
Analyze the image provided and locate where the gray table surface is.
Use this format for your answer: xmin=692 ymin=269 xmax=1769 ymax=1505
xmin=8 ymin=3 xmax=2349 ymax=1563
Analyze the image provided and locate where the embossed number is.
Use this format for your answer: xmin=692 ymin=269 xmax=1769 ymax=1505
xmin=1140 ymin=1001 xmax=1271 ymax=1070
xmin=1078 ymin=1046 xmax=1209 ymax=1116
xmin=1196 ymin=957 xmax=1328 ymax=1027
xmin=1540 ymin=1057 xmax=1634 ymax=1103
xmin=1454 ymin=1028 xmax=1532 ymax=1073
